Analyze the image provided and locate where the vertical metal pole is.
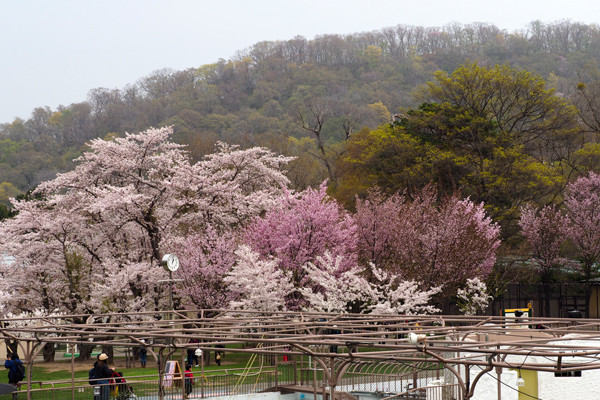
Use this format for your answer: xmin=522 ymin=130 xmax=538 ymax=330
xmin=495 ymin=367 xmax=502 ymax=400
xmin=200 ymin=351 xmax=205 ymax=398
xmin=25 ymin=342 xmax=31 ymax=400
xmin=71 ymin=342 xmax=75 ymax=400
xmin=464 ymin=365 xmax=470 ymax=400
xmin=329 ymin=357 xmax=335 ymax=400
xmin=313 ymin=362 xmax=317 ymax=400
xmin=413 ymin=366 xmax=417 ymax=391
xmin=293 ymin=357 xmax=297 ymax=386
xmin=182 ymin=350 xmax=187 ymax=399
xmin=169 ymin=270 xmax=173 ymax=320
xmin=158 ymin=349 xmax=165 ymax=400
xmin=274 ymin=350 xmax=278 ymax=388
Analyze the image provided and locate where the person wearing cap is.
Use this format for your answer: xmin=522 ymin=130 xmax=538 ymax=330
xmin=92 ymin=353 xmax=112 ymax=400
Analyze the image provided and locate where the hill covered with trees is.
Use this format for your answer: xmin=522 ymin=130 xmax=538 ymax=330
xmin=2 ymin=20 xmax=600 ymax=203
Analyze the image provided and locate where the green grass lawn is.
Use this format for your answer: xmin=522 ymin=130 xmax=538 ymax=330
xmin=27 ymin=350 xmax=278 ymax=385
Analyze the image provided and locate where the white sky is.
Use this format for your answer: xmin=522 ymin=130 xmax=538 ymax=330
xmin=1 ymin=0 xmax=600 ymax=123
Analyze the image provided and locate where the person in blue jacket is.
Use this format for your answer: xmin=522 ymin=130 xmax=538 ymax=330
xmin=4 ymin=353 xmax=23 ymax=387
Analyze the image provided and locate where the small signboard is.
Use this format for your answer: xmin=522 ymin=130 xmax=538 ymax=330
xmin=163 ymin=360 xmax=182 ymax=388
xmin=503 ymin=308 xmax=532 ymax=328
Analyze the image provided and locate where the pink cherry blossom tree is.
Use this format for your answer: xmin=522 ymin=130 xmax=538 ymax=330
xmin=519 ymin=204 xmax=570 ymax=316
xmin=176 ymin=225 xmax=238 ymax=310
xmin=244 ymin=182 xmax=357 ymax=309
xmin=354 ymin=189 xmax=403 ymax=277
xmin=171 ymin=142 xmax=293 ymax=308
xmin=564 ymin=172 xmax=600 ymax=284
xmin=0 ymin=127 xmax=292 ymax=315
xmin=519 ymin=204 xmax=569 ymax=282
xmin=0 ymin=200 xmax=96 ymax=315
xmin=168 ymin=142 xmax=294 ymax=235
xmin=356 ymin=186 xmax=501 ymax=295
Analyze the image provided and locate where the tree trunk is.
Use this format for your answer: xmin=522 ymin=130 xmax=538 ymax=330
xmin=585 ymin=283 xmax=592 ymax=318
xmin=102 ymin=345 xmax=114 ymax=363
xmin=77 ymin=343 xmax=96 ymax=361
xmin=543 ymin=283 xmax=551 ymax=318
xmin=42 ymin=342 xmax=56 ymax=362
xmin=5 ymin=340 xmax=18 ymax=357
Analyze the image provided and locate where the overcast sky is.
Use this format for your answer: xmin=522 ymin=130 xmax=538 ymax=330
xmin=1 ymin=0 xmax=600 ymax=123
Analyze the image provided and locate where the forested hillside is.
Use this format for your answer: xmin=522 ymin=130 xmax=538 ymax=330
xmin=2 ymin=20 xmax=600 ymax=216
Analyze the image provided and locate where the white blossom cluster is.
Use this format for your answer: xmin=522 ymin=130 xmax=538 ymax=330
xmin=456 ymin=277 xmax=492 ymax=316
xmin=227 ymin=250 xmax=442 ymax=315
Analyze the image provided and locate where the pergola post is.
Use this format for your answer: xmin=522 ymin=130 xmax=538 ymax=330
xmin=495 ymin=366 xmax=502 ymax=400
xmin=18 ymin=340 xmax=43 ymax=400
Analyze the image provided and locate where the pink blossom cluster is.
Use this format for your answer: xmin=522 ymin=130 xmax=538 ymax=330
xmin=519 ymin=172 xmax=600 ymax=283
xmin=356 ymin=186 xmax=501 ymax=291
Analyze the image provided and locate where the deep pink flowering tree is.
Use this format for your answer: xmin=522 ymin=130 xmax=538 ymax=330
xmin=354 ymin=189 xmax=403 ymax=276
xmin=519 ymin=203 xmax=570 ymax=317
xmin=176 ymin=225 xmax=239 ymax=310
xmin=564 ymin=172 xmax=600 ymax=283
xmin=519 ymin=204 xmax=569 ymax=282
xmin=356 ymin=186 xmax=501 ymax=294
xmin=396 ymin=187 xmax=501 ymax=291
xmin=244 ymin=182 xmax=358 ymax=309
xmin=0 ymin=127 xmax=292 ymax=315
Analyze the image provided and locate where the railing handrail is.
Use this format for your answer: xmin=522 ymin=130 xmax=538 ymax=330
xmin=26 ymin=366 xmax=279 ymax=388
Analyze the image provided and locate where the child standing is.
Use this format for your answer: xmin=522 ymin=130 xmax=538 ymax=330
xmin=184 ymin=363 xmax=194 ymax=399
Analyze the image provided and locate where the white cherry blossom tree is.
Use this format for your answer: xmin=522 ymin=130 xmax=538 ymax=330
xmin=224 ymin=245 xmax=294 ymax=312
xmin=299 ymin=252 xmax=370 ymax=313
xmin=0 ymin=127 xmax=292 ymax=315
xmin=366 ymin=265 xmax=442 ymax=315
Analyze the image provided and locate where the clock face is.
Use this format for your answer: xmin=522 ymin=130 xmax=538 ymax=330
xmin=161 ymin=254 xmax=180 ymax=272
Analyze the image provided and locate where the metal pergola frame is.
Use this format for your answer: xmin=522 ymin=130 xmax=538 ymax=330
xmin=3 ymin=310 xmax=600 ymax=399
